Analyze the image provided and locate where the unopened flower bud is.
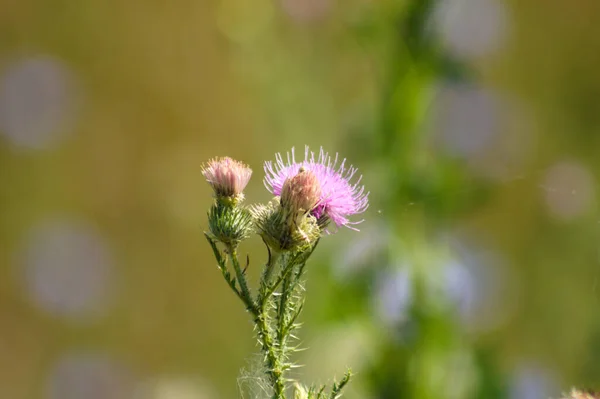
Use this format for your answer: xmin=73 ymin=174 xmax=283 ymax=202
xmin=202 ymin=157 xmax=253 ymax=245
xmin=251 ymin=198 xmax=320 ymax=253
xmin=201 ymin=157 xmax=252 ymax=202
xmin=281 ymin=169 xmax=321 ymax=214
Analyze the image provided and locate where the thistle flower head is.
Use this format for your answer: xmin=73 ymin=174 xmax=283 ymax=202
xmin=281 ymin=168 xmax=322 ymax=215
xmin=264 ymin=146 xmax=369 ymax=231
xmin=201 ymin=157 xmax=252 ymax=200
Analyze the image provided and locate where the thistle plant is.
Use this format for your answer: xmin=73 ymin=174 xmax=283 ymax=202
xmin=202 ymin=147 xmax=368 ymax=399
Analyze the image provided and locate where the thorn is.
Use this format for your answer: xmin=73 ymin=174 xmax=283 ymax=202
xmin=243 ymin=254 xmax=250 ymax=274
xmin=294 ymin=347 xmax=308 ymax=352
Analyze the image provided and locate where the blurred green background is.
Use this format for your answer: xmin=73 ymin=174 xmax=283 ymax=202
xmin=1 ymin=0 xmax=600 ymax=398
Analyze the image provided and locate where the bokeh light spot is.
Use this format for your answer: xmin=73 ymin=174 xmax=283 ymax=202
xmin=0 ymin=56 xmax=79 ymax=150
xmin=333 ymin=224 xmax=388 ymax=280
xmin=281 ymin=0 xmax=332 ymax=23
xmin=433 ymin=0 xmax=509 ymax=59
xmin=373 ymin=267 xmax=413 ymax=327
xmin=19 ymin=220 xmax=114 ymax=322
xmin=509 ymin=364 xmax=558 ymax=399
xmin=46 ymin=353 xmax=135 ymax=399
xmin=135 ymin=377 xmax=217 ymax=399
xmin=431 ymin=83 xmax=501 ymax=157
xmin=542 ymin=160 xmax=596 ymax=221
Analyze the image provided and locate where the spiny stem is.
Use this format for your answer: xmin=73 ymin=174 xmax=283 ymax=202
xmin=258 ymin=250 xmax=282 ymax=310
xmin=252 ymin=248 xmax=288 ymax=398
xmin=227 ymin=244 xmax=256 ymax=313
xmin=330 ymin=370 xmax=352 ymax=399
xmin=255 ymin=303 xmax=287 ymax=398
xmin=205 ymin=233 xmax=245 ymax=302
xmin=211 ymin=238 xmax=323 ymax=399
xmin=276 ymin=264 xmax=293 ymax=354
xmin=275 ymin=243 xmax=319 ymax=368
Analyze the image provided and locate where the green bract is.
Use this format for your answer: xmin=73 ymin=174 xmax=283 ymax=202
xmin=251 ymin=198 xmax=321 ymax=253
xmin=207 ymin=201 xmax=253 ymax=246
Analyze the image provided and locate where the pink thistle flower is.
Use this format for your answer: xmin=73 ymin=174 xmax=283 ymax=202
xmin=264 ymin=146 xmax=369 ymax=230
xmin=202 ymin=157 xmax=252 ymax=199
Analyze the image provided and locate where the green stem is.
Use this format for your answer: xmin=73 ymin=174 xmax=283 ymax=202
xmin=227 ymin=245 xmax=256 ymax=313
xmin=209 ymin=237 xmax=287 ymax=397
xmin=205 ymin=233 xmax=245 ymax=302
xmin=276 ymin=266 xmax=293 ymax=351
xmin=329 ymin=370 xmax=352 ymax=399
xmin=255 ymin=308 xmax=287 ymax=399
xmin=279 ymin=241 xmax=318 ymax=333
xmin=255 ymin=247 xmax=287 ymax=398
xmin=258 ymin=249 xmax=282 ymax=310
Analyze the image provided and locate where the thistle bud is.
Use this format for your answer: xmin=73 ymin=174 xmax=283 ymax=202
xmin=202 ymin=156 xmax=253 ymax=246
xmin=207 ymin=203 xmax=253 ymax=246
xmin=281 ymin=169 xmax=321 ymax=214
xmin=201 ymin=157 xmax=252 ymax=203
xmin=251 ymin=198 xmax=320 ymax=253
